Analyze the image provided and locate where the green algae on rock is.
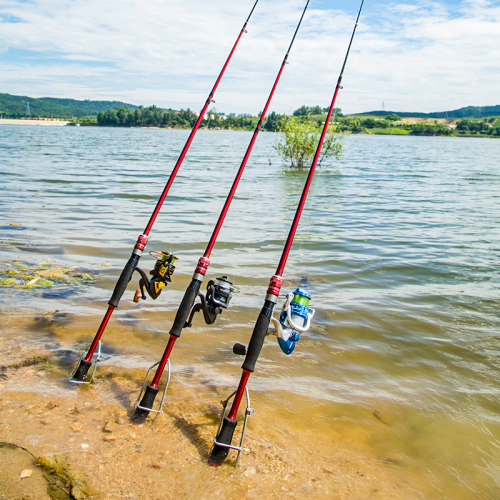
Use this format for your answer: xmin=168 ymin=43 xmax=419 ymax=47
xmin=0 ymin=260 xmax=95 ymax=289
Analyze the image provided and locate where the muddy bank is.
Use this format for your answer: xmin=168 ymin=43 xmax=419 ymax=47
xmin=0 ymin=343 xmax=419 ymax=499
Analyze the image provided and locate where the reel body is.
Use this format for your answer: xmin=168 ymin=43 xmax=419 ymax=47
xmin=271 ymin=288 xmax=314 ymax=355
xmin=233 ymin=287 xmax=314 ymax=358
xmin=185 ymin=276 xmax=235 ymax=327
xmin=133 ymin=251 xmax=177 ymax=303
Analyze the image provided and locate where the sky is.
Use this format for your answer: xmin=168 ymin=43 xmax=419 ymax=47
xmin=1 ymin=0 xmax=499 ymax=115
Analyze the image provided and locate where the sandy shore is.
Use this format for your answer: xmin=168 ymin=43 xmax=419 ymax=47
xmin=0 ymin=325 xmax=419 ymax=499
xmin=0 ymin=118 xmax=70 ymax=126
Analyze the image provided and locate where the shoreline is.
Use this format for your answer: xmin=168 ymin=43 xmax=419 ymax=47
xmin=0 ymin=311 xmax=422 ymax=499
xmin=1 ymin=117 xmax=496 ymax=138
xmin=0 ymin=118 xmax=70 ymax=126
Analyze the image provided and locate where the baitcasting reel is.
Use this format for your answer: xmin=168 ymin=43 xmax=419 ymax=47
xmin=185 ymin=276 xmax=235 ymax=327
xmin=233 ymin=287 xmax=315 ymax=357
xmin=133 ymin=250 xmax=177 ymax=303
xmin=270 ymin=288 xmax=315 ymax=354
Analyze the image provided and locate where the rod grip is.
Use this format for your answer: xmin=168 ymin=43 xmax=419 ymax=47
xmin=241 ymin=300 xmax=274 ymax=373
xmin=209 ymin=417 xmax=238 ymax=466
xmin=169 ymin=279 xmax=201 ymax=337
xmin=108 ymin=254 xmax=140 ymax=307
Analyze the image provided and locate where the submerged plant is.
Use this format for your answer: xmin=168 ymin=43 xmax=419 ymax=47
xmin=274 ymin=115 xmax=343 ymax=169
xmin=0 ymin=260 xmax=95 ymax=289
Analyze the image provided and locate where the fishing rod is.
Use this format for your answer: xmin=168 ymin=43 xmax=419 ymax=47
xmin=69 ymin=0 xmax=260 ymax=384
xmin=208 ymin=0 xmax=366 ymax=466
xmin=133 ymin=0 xmax=312 ymax=422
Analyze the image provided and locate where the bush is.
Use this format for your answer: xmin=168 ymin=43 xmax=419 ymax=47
xmin=274 ymin=116 xmax=342 ymax=168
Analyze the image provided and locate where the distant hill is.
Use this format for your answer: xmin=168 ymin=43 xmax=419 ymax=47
xmin=355 ymin=105 xmax=500 ymax=119
xmin=1 ymin=92 xmax=499 ymax=120
xmin=0 ymin=93 xmax=137 ymax=118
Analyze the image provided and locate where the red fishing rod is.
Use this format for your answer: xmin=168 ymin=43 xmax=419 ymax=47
xmin=133 ymin=0 xmax=312 ymax=422
xmin=70 ymin=0 xmax=260 ymax=384
xmin=208 ymin=0 xmax=366 ymax=466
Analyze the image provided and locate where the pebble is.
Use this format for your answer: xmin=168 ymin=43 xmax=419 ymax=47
xmin=103 ymin=421 xmax=114 ymax=433
xmin=19 ymin=469 xmax=33 ymax=479
xmin=81 ymin=443 xmax=89 ymax=450
xmin=244 ymin=467 xmax=257 ymax=477
xmin=46 ymin=400 xmax=58 ymax=409
xmin=103 ymin=435 xmax=116 ymax=442
xmin=70 ymin=421 xmax=83 ymax=432
xmin=152 ymin=462 xmax=162 ymax=469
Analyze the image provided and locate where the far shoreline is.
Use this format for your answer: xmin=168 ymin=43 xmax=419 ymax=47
xmin=1 ymin=117 xmax=497 ymax=139
xmin=0 ymin=118 xmax=70 ymax=126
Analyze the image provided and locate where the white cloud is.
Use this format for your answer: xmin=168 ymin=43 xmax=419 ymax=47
xmin=0 ymin=0 xmax=499 ymax=114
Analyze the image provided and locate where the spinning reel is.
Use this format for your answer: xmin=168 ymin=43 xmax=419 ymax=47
xmin=133 ymin=251 xmax=177 ymax=303
xmin=233 ymin=287 xmax=314 ymax=357
xmin=185 ymin=276 xmax=235 ymax=327
xmin=270 ymin=288 xmax=315 ymax=354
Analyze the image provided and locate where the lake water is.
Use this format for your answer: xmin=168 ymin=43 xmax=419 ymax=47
xmin=1 ymin=125 xmax=499 ymax=498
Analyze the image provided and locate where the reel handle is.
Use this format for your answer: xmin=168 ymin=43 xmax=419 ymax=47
xmin=233 ymin=343 xmax=247 ymax=356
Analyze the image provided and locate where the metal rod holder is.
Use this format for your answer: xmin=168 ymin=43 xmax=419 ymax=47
xmin=135 ymin=359 xmax=171 ymax=414
xmin=213 ymin=387 xmax=255 ymax=463
xmin=69 ymin=340 xmax=102 ymax=384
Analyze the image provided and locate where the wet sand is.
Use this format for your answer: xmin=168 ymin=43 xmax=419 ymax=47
xmin=0 ymin=321 xmax=419 ymax=500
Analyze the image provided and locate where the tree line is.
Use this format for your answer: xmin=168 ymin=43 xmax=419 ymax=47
xmin=333 ymin=114 xmax=500 ymax=137
xmin=96 ymin=105 xmax=281 ymax=131
xmin=94 ymin=104 xmax=500 ymax=137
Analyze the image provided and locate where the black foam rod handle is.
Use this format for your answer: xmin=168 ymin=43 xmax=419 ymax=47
xmin=241 ymin=299 xmax=274 ymax=373
xmin=169 ymin=279 xmax=201 ymax=337
xmin=108 ymin=254 xmax=140 ymax=307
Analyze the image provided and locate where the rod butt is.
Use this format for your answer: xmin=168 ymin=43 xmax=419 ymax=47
xmin=209 ymin=417 xmax=237 ymax=466
xmin=71 ymin=359 xmax=92 ymax=382
xmin=132 ymin=385 xmax=159 ymax=423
